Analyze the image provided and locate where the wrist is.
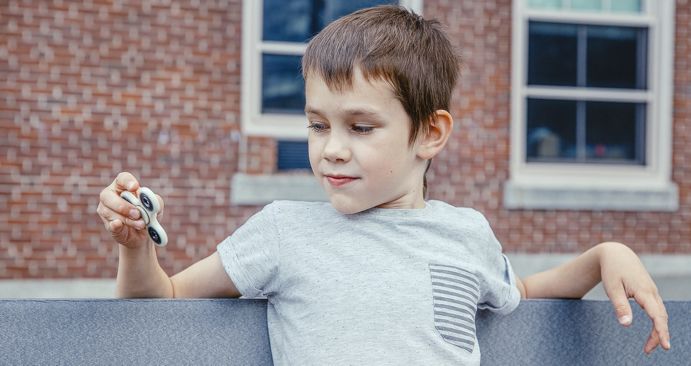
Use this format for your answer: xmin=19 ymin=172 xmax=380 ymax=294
xmin=116 ymin=241 xmax=163 ymax=298
xmin=596 ymin=241 xmax=632 ymax=260
xmin=118 ymin=240 xmax=155 ymax=260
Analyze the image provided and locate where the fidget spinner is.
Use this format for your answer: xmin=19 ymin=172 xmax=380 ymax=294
xmin=120 ymin=187 xmax=168 ymax=247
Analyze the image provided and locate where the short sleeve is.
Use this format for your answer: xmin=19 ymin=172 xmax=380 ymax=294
xmin=476 ymin=216 xmax=521 ymax=315
xmin=216 ymin=203 xmax=280 ymax=298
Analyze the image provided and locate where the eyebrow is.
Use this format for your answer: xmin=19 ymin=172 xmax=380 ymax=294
xmin=304 ymin=106 xmax=382 ymax=119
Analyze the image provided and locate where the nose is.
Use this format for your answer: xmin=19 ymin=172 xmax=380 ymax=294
xmin=322 ymin=131 xmax=351 ymax=163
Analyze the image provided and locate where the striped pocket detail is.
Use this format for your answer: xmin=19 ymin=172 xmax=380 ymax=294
xmin=429 ymin=263 xmax=480 ymax=352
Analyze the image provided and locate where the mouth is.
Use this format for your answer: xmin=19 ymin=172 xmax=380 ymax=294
xmin=324 ymin=174 xmax=359 ymax=188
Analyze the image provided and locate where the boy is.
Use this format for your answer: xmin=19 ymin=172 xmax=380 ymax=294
xmin=97 ymin=5 xmax=670 ymax=365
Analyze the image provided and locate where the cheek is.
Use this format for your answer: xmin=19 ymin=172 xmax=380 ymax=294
xmin=308 ymin=139 xmax=320 ymax=162
xmin=365 ymin=143 xmax=413 ymax=169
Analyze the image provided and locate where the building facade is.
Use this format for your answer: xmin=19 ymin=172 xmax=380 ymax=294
xmin=1 ymin=0 xmax=690 ymax=280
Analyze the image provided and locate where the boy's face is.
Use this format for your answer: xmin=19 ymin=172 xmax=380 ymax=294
xmin=305 ymin=68 xmax=428 ymax=214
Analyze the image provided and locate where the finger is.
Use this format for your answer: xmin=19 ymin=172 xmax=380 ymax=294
xmin=634 ymin=292 xmax=670 ymax=351
xmin=656 ymin=295 xmax=671 ymax=350
xmin=606 ymin=282 xmax=633 ymax=326
xmin=156 ymin=194 xmax=165 ymax=218
xmin=100 ymin=186 xmax=142 ymax=220
xmin=97 ymin=202 xmax=146 ymax=231
xmin=108 ymin=218 xmax=131 ymax=243
xmin=109 ymin=218 xmax=124 ymax=234
xmin=112 ymin=171 xmax=140 ymax=193
xmin=644 ymin=325 xmax=660 ymax=354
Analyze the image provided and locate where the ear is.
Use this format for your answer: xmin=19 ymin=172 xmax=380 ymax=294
xmin=416 ymin=110 xmax=453 ymax=160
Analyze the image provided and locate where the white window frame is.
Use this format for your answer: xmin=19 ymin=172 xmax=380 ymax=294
xmin=506 ymin=0 xmax=678 ymax=211
xmin=241 ymin=0 xmax=423 ymax=139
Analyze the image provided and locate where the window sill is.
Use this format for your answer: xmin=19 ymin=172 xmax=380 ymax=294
xmin=231 ymin=173 xmax=327 ymax=205
xmin=503 ymin=180 xmax=679 ymax=211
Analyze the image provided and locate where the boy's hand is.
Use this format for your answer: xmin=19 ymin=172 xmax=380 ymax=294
xmin=96 ymin=172 xmax=164 ymax=249
xmin=599 ymin=242 xmax=671 ymax=354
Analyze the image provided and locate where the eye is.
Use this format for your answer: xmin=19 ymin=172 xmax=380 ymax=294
xmin=307 ymin=122 xmax=328 ymax=133
xmin=351 ymin=124 xmax=374 ymax=134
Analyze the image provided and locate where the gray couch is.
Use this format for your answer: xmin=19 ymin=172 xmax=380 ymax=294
xmin=0 ymin=299 xmax=688 ymax=365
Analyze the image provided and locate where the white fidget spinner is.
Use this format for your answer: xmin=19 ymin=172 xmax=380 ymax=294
xmin=120 ymin=187 xmax=168 ymax=247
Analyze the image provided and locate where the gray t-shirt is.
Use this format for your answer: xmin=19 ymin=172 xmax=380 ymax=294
xmin=217 ymin=200 xmax=520 ymax=365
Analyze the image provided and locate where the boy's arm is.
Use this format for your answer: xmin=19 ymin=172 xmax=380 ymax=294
xmin=170 ymin=252 xmax=241 ymax=298
xmin=99 ymin=172 xmax=240 ymax=298
xmin=515 ymin=243 xmax=601 ymax=299
xmin=514 ymin=242 xmax=670 ymax=354
xmin=117 ymin=245 xmax=240 ymax=298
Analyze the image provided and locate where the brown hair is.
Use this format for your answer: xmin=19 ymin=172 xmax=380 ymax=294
xmin=302 ymin=5 xmax=460 ymax=145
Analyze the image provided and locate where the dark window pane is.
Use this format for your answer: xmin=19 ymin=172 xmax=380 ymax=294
xmin=263 ymin=0 xmax=314 ymax=42
xmin=319 ymin=0 xmax=394 ymax=29
xmin=277 ymin=140 xmax=311 ymax=170
xmin=262 ymin=54 xmax=305 ymax=114
xmin=585 ymin=101 xmax=645 ymax=163
xmin=526 ymin=98 xmax=578 ymax=161
xmin=587 ymin=26 xmax=647 ymax=89
xmin=528 ymin=22 xmax=578 ymax=86
xmin=263 ymin=0 xmax=394 ymax=42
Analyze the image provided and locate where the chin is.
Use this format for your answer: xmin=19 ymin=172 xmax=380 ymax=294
xmin=328 ymin=197 xmax=369 ymax=215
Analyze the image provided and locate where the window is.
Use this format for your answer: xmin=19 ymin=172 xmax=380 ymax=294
xmin=506 ymin=0 xmax=677 ymax=210
xmin=242 ymin=0 xmax=423 ymax=139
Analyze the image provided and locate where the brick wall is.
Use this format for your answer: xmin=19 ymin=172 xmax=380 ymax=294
xmin=0 ymin=0 xmax=258 ymax=278
xmin=1 ymin=0 xmax=690 ymax=280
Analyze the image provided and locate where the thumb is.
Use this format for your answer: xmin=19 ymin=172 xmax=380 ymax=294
xmin=112 ymin=172 xmax=140 ymax=193
xmin=608 ymin=283 xmax=633 ymax=326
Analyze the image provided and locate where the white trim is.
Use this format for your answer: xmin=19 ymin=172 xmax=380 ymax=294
xmin=507 ymin=253 xmax=691 ymax=300
xmin=241 ymin=0 xmax=306 ymax=138
xmin=241 ymin=0 xmax=424 ymax=139
xmin=242 ymin=115 xmax=309 ymax=139
xmin=240 ymin=0 xmax=261 ymax=137
xmin=526 ymin=0 xmax=649 ymax=15
xmin=3 ymin=254 xmax=690 ymax=299
xmin=405 ymin=0 xmax=424 ymax=14
xmin=654 ymin=0 xmax=676 ymax=209
xmin=259 ymin=42 xmax=307 ymax=55
xmin=231 ymin=173 xmax=326 ymax=205
xmin=524 ymin=10 xmax=653 ymax=27
xmin=508 ymin=253 xmax=691 ymax=278
xmin=504 ymin=181 xmax=678 ymax=211
xmin=524 ymin=86 xmax=651 ymax=103
xmin=0 ymin=279 xmax=116 ymax=299
xmin=507 ymin=0 xmax=677 ymax=210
